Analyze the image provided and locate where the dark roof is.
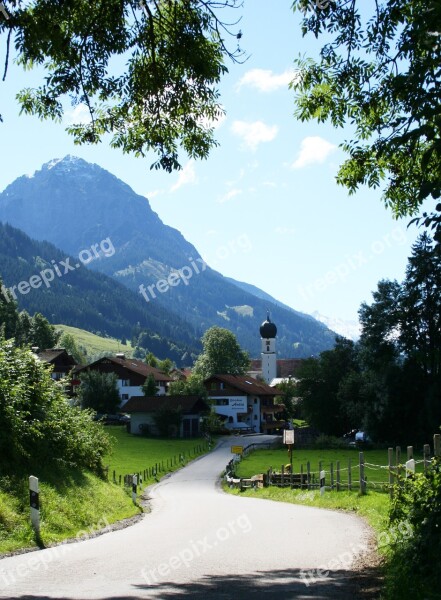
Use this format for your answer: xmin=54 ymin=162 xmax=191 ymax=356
xmin=123 ymin=396 xmax=209 ymax=413
xmin=206 ymin=374 xmax=277 ymax=396
xmin=74 ymin=356 xmax=172 ymax=381
xmin=37 ymin=348 xmax=77 ymax=366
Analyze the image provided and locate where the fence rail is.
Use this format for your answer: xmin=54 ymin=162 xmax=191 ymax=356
xmin=108 ymin=440 xmax=212 ymax=495
xmin=224 ymin=434 xmax=441 ymax=496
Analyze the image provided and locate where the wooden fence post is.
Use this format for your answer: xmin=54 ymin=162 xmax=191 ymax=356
xmin=407 ymin=446 xmax=414 ymax=460
xmin=359 ymin=452 xmax=366 ymax=495
xmin=348 ymin=458 xmax=352 ymax=491
xmin=336 ymin=461 xmax=340 ymax=492
xmin=423 ymin=444 xmax=431 ymax=471
xmin=388 ymin=448 xmax=394 ymax=498
xmin=330 ymin=462 xmax=334 ymax=490
xmin=396 ymin=446 xmax=402 ymax=480
xmin=281 ymin=464 xmax=284 ymax=487
xmin=434 ymin=434 xmax=441 ymax=457
xmin=307 ymin=461 xmax=311 ymax=489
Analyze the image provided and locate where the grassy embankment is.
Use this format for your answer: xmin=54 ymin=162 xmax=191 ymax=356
xmin=0 ymin=427 xmax=209 ymax=555
xmin=54 ymin=324 xmax=134 ymax=357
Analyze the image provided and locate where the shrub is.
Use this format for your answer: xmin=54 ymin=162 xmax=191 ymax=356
xmin=0 ymin=340 xmax=111 ymax=477
xmin=385 ymin=456 xmax=441 ymax=599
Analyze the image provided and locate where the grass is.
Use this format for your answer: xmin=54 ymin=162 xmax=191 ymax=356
xmin=0 ymin=429 xmax=211 ymax=555
xmin=104 ymin=426 xmax=211 ymax=483
xmin=234 ymin=447 xmax=423 ymax=489
xmin=0 ymin=469 xmax=139 ymax=555
xmin=222 ymin=446 xmax=417 ymax=544
xmin=55 ymin=324 xmax=133 ymax=358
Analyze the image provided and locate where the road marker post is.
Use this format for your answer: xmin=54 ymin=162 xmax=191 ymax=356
xmin=29 ymin=476 xmax=40 ymax=535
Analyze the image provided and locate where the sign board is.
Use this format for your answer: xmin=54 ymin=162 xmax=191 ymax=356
xmin=230 ymin=397 xmax=247 ymax=412
xmin=283 ymin=429 xmax=294 ymax=445
xmin=231 ymin=446 xmax=244 ymax=455
xmin=405 ymin=459 xmax=415 ymax=478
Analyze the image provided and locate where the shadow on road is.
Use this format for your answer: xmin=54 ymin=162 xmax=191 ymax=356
xmin=9 ymin=565 xmax=383 ymax=599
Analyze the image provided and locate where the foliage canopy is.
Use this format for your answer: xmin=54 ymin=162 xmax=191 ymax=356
xmin=292 ymin=0 xmax=441 ymax=240
xmin=1 ymin=0 xmax=244 ymax=171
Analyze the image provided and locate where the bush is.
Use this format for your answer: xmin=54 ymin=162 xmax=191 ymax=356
xmin=0 ymin=340 xmax=111 ymax=477
xmin=312 ymin=434 xmax=349 ymax=450
xmin=385 ymin=457 xmax=441 ymax=599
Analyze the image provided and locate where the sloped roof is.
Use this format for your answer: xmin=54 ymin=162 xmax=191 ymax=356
xmin=123 ymin=395 xmax=209 ymax=413
xmin=74 ymin=356 xmax=172 ymax=381
xmin=206 ymin=374 xmax=277 ymax=396
xmin=37 ymin=348 xmax=77 ymax=366
xmin=249 ymin=359 xmax=304 ymax=378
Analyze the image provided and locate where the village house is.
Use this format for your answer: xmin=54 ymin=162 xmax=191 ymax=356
xmin=73 ymin=353 xmax=172 ymax=406
xmin=204 ymin=374 xmax=284 ymax=434
xmin=123 ymin=395 xmax=210 ymax=438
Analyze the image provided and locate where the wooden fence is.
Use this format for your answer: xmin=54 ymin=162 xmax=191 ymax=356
xmin=225 ymin=433 xmax=441 ymax=496
xmin=108 ymin=441 xmax=211 ymax=491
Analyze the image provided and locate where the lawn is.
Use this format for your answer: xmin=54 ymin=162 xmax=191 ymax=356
xmin=104 ymin=426 xmax=211 ymax=482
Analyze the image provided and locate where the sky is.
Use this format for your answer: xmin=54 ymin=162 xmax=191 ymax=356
xmin=0 ymin=0 xmax=425 ymax=326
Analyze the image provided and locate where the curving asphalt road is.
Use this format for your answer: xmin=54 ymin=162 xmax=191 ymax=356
xmin=0 ymin=435 xmax=377 ymax=599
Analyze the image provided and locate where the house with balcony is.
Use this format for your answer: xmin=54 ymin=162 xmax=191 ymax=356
xmin=73 ymin=353 xmax=172 ymax=407
xmin=204 ymin=374 xmax=284 ymax=434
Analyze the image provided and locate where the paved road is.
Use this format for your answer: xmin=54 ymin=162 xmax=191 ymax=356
xmin=0 ymin=436 xmax=376 ymax=599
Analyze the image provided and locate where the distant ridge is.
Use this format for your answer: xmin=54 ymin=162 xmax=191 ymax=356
xmin=0 ymin=156 xmax=337 ymax=358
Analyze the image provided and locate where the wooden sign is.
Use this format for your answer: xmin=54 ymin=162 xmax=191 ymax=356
xmin=283 ymin=429 xmax=294 ymax=445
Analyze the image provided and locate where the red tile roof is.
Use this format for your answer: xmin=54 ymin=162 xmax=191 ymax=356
xmin=205 ymin=374 xmax=277 ymax=396
xmin=249 ymin=359 xmax=304 ymax=378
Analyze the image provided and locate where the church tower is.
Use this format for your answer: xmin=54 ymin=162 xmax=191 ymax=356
xmin=260 ymin=312 xmax=277 ymax=384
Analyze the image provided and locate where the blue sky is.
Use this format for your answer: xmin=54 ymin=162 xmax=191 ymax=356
xmin=0 ymin=0 xmax=423 ymax=325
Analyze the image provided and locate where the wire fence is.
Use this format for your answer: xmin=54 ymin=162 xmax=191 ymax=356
xmin=107 ymin=439 xmax=212 ymax=491
xmin=224 ymin=434 xmax=441 ymax=496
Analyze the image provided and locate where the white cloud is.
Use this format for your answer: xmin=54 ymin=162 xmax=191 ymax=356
xmin=170 ymin=160 xmax=197 ymax=192
xmin=236 ymin=69 xmax=296 ymax=92
xmin=231 ymin=120 xmax=278 ymax=151
xmin=218 ymin=188 xmax=243 ymax=204
xmin=292 ymin=136 xmax=337 ymax=169
xmin=275 ymin=226 xmax=296 ymax=235
xmin=146 ymin=189 xmax=164 ymax=199
xmin=64 ymin=104 xmax=92 ymax=125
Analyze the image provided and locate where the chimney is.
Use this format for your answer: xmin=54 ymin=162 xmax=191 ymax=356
xmin=116 ymin=353 xmax=126 ymax=360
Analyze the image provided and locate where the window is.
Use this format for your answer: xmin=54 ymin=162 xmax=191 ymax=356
xmin=254 ymin=415 xmax=257 ymax=420
xmin=215 ymin=399 xmax=229 ymax=406
xmin=220 ymin=382 xmax=224 ymax=390
xmin=121 ymin=394 xmax=129 ymax=401
xmin=254 ymin=398 xmax=258 ymax=404
xmin=121 ymin=379 xmax=130 ymax=387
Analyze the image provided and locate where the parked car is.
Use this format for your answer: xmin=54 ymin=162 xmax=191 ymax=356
xmin=94 ymin=413 xmax=130 ymax=425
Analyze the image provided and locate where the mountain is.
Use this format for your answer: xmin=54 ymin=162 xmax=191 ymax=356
xmin=0 ymin=223 xmax=199 ymax=364
xmin=310 ymin=311 xmax=361 ymax=342
xmin=0 ymin=156 xmax=337 ymax=358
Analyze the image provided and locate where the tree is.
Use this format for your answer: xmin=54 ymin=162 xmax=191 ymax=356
xmin=29 ymin=312 xmax=61 ymax=349
xmin=192 ymin=326 xmax=249 ymax=379
xmin=153 ymin=405 xmax=182 ymax=437
xmin=1 ymin=0 xmax=244 ymax=172
xmin=145 ymin=351 xmax=158 ymax=368
xmin=0 ymin=276 xmax=19 ymax=340
xmin=77 ymin=371 xmax=121 ymax=414
xmin=59 ymin=332 xmax=87 ymax=365
xmin=275 ymin=377 xmax=298 ymax=420
xmin=296 ymin=337 xmax=357 ymax=436
xmin=168 ymin=373 xmax=208 ymax=399
xmin=142 ymin=372 xmax=158 ymax=396
xmin=158 ymin=358 xmax=174 ymax=375
xmin=292 ymin=0 xmax=441 ymax=241
xmin=0 ymin=340 xmax=111 ymax=476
